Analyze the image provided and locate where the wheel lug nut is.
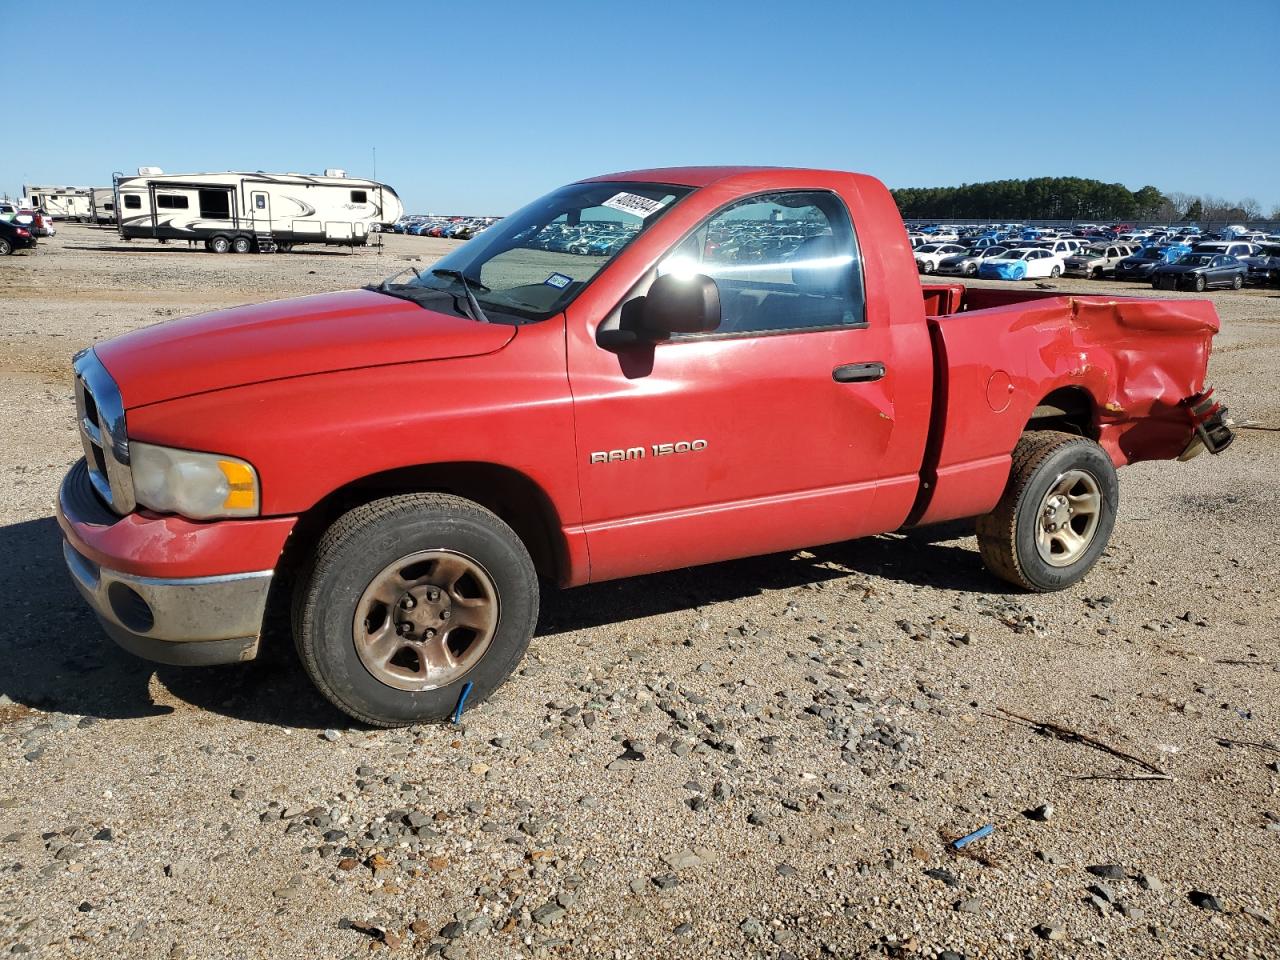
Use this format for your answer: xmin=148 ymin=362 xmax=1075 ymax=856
xmin=428 ymin=589 xmax=440 ymax=602
xmin=399 ymin=597 xmax=415 ymax=609
xmin=396 ymin=621 xmax=413 ymax=636
xmin=423 ymin=628 xmax=437 ymax=639
xmin=440 ymin=609 xmax=452 ymax=620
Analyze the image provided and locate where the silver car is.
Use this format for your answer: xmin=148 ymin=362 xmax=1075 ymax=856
xmin=1064 ymin=244 xmax=1135 ymax=279
xmin=936 ymin=245 xmax=1009 ymax=277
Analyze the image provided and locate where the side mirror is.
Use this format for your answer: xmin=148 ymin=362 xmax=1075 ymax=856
xmin=640 ymin=272 xmax=721 ymax=337
xmin=597 ymin=272 xmax=721 ymax=349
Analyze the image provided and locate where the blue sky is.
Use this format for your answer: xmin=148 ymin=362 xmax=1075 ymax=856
xmin=5 ymin=0 xmax=1277 ymax=215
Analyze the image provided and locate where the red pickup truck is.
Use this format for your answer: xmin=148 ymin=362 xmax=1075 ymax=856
xmin=58 ymin=167 xmax=1233 ymax=725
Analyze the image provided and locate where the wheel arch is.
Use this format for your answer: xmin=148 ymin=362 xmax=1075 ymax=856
xmin=280 ymin=461 xmax=569 ymax=587
xmin=1025 ymin=386 xmax=1098 ymax=440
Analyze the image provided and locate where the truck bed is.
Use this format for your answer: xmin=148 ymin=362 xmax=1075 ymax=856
xmin=909 ymin=283 xmax=1219 ymax=527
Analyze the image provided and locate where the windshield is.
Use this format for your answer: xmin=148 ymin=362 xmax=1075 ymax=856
xmin=380 ymin=181 xmax=691 ymax=323
xmin=982 ymin=246 xmax=1008 ymax=257
xmin=1085 ymin=246 xmax=1108 ymax=257
xmin=1137 ymin=248 xmax=1163 ymax=260
xmin=1176 ymin=255 xmax=1215 ymax=266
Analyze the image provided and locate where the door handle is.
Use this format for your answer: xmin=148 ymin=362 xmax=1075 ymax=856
xmin=833 ymin=361 xmax=886 ymax=383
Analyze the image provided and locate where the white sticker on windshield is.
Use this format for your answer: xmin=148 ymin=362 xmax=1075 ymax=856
xmin=601 ymin=192 xmax=666 ymax=219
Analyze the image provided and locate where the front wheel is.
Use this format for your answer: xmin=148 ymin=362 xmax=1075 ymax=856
xmin=1194 ymin=275 xmax=1206 ymax=292
xmin=976 ymin=431 xmax=1118 ymax=592
xmin=1231 ymin=274 xmax=1243 ymax=290
xmin=293 ymin=493 xmax=539 ymax=726
xmin=209 ymin=235 xmax=231 ymax=254
xmin=231 ymin=235 xmax=253 ymax=254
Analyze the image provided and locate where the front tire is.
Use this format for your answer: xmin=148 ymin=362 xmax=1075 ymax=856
xmin=293 ymin=493 xmax=538 ymax=726
xmin=1231 ymin=274 xmax=1243 ymax=290
xmin=1194 ymin=274 xmax=1206 ymax=292
xmin=209 ymin=235 xmax=231 ymax=254
xmin=976 ymin=431 xmax=1118 ymax=592
xmin=231 ymin=235 xmax=253 ymax=254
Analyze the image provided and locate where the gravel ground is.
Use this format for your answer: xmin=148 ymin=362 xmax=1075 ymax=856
xmin=1 ymin=225 xmax=1277 ymax=960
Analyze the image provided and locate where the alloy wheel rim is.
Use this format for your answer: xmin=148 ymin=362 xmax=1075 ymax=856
xmin=1035 ymin=470 xmax=1102 ymax=567
xmin=353 ymin=549 xmax=500 ymax=691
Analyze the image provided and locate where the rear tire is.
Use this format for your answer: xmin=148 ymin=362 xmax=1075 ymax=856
xmin=293 ymin=493 xmax=539 ymax=727
xmin=209 ymin=235 xmax=231 ymax=254
xmin=231 ymin=236 xmax=253 ymax=254
xmin=1050 ymin=266 xmax=1062 ymax=278
xmin=976 ymin=431 xmax=1118 ymax=592
xmin=0 ymin=238 xmax=11 ymax=256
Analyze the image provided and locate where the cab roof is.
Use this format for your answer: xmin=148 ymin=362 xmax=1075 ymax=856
xmin=579 ymin=166 xmax=784 ymax=187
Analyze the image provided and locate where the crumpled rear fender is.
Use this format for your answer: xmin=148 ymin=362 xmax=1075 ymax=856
xmin=914 ymin=294 xmax=1222 ymax=525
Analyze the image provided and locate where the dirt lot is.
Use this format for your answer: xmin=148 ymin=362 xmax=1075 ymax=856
xmin=1 ymin=224 xmax=1277 ymax=959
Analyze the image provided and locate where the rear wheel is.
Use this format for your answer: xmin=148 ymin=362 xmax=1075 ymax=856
xmin=976 ymin=431 xmax=1118 ymax=592
xmin=0 ymin=238 xmax=11 ymax=256
xmin=231 ymin=235 xmax=253 ymax=254
xmin=209 ymin=235 xmax=231 ymax=254
xmin=293 ymin=493 xmax=539 ymax=726
xmin=1049 ymin=266 xmax=1062 ymax=278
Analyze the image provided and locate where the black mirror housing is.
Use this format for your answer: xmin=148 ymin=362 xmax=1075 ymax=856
xmin=640 ymin=273 xmax=721 ymax=338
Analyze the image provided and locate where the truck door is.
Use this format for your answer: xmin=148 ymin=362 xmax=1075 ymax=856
xmin=567 ymin=190 xmax=909 ymax=582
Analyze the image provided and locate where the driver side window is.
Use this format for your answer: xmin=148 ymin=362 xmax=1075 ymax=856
xmin=658 ymin=191 xmax=865 ymax=335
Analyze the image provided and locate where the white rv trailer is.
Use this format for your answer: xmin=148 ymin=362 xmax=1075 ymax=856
xmin=23 ymin=185 xmax=93 ymax=220
xmin=90 ymin=188 xmax=117 ymax=225
xmin=113 ymin=168 xmax=404 ymax=253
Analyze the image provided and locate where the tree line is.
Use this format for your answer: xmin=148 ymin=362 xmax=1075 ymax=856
xmin=891 ymin=176 xmax=1276 ymax=222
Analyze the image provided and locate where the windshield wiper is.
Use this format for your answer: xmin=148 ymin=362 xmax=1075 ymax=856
xmin=367 ymin=265 xmax=422 ymax=293
xmin=432 ymin=269 xmax=490 ymax=324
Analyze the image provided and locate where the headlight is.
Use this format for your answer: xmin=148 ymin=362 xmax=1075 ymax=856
xmin=130 ymin=442 xmax=260 ymax=519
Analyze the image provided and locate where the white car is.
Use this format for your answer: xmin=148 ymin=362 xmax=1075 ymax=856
xmin=1035 ymin=238 xmax=1086 ymax=259
xmin=914 ymin=242 xmax=968 ymax=274
xmin=978 ymin=247 xmax=1066 ymax=280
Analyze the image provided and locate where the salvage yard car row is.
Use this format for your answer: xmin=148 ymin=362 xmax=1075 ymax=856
xmin=913 ymin=230 xmax=1280 ymax=287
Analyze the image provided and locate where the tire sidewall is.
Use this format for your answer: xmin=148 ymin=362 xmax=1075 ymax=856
xmin=304 ymin=506 xmax=537 ymax=725
xmin=1013 ymin=441 xmax=1118 ymax=591
xmin=0 ymin=239 xmax=11 ymax=256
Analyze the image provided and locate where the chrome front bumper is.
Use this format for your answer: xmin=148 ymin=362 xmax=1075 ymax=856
xmin=62 ymin=540 xmax=273 ymax=665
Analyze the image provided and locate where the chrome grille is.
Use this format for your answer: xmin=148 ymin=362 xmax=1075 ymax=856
xmin=73 ymin=350 xmax=135 ymax=514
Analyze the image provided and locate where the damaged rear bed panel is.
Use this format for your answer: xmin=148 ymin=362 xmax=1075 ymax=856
xmin=912 ymin=286 xmax=1219 ymax=526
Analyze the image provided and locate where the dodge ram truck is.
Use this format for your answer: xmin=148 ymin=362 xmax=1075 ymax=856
xmin=57 ymin=167 xmax=1234 ymax=726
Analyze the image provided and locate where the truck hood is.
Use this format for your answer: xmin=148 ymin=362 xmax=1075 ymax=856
xmin=94 ymin=289 xmax=517 ymax=409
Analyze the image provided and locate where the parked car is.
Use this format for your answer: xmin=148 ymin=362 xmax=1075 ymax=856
xmin=1192 ymin=240 xmax=1260 ymax=260
xmin=1150 ymin=253 xmax=1247 ymax=291
xmin=914 ymin=242 xmax=969 ymax=274
xmin=0 ymin=202 xmax=18 ymax=222
xmin=1064 ymin=244 xmax=1135 ymax=279
xmin=54 ymin=166 xmax=1232 ymax=726
xmin=1114 ymin=246 xmax=1173 ymax=281
xmin=0 ymin=219 xmax=38 ymax=255
xmin=1240 ymin=243 xmax=1280 ymax=286
xmin=936 ymin=245 xmax=1009 ymax=277
xmin=30 ymin=211 xmax=56 ymax=238
xmin=977 ymin=247 xmax=1065 ymax=280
